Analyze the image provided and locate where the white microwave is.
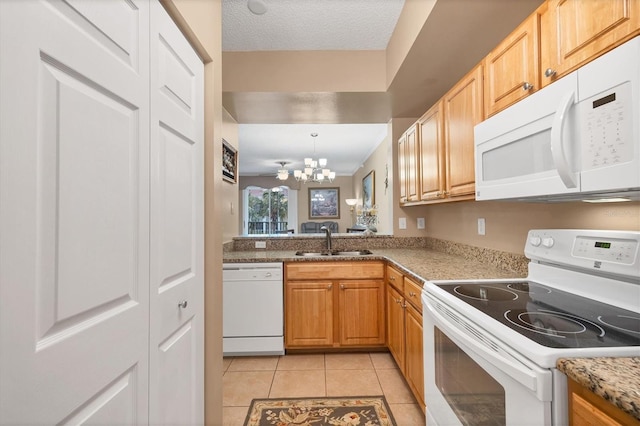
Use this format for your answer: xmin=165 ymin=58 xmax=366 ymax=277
xmin=475 ymin=36 xmax=640 ymax=201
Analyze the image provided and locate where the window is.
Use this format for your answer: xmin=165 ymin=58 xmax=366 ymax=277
xmin=243 ymin=186 xmax=298 ymax=235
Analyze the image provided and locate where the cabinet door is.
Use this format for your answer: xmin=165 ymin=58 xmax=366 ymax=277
xmin=285 ymin=282 xmax=334 ymax=347
xmin=444 ymin=64 xmax=484 ymax=199
xmin=568 ymin=378 xmax=640 ymax=426
xmin=406 ymin=124 xmax=420 ymax=202
xmin=406 ymin=304 xmax=425 ymax=413
xmin=484 ymin=12 xmax=540 ymax=116
xmin=418 ymin=101 xmax=446 ymax=201
xmin=398 ymin=134 xmax=408 ymax=204
xmin=542 ymin=0 xmax=640 ymax=87
xmin=386 ymin=285 xmax=406 ymax=372
xmin=339 ymin=280 xmax=386 ymax=346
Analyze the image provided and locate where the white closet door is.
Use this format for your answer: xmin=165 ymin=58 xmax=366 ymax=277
xmin=148 ymin=1 xmax=204 ymax=424
xmin=0 ymin=1 xmax=150 ymax=424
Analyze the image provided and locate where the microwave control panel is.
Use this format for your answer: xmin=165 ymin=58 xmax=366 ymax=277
xmin=580 ymin=81 xmax=633 ymax=171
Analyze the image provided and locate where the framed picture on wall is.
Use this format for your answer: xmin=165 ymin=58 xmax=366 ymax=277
xmin=222 ymin=139 xmax=237 ymax=183
xmin=309 ymin=187 xmax=340 ymax=219
xmin=363 ymin=170 xmax=375 ymax=208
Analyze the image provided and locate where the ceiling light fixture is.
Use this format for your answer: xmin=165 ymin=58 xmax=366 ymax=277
xmin=247 ymin=0 xmax=267 ymax=15
xmin=292 ymin=133 xmax=335 ymax=184
xmin=275 ymin=161 xmax=290 ymax=181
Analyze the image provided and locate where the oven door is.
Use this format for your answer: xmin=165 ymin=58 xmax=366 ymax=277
xmin=422 ymin=292 xmax=553 ymax=426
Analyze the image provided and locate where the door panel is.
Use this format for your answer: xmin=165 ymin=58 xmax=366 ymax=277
xmin=0 ymin=0 xmax=150 ymax=423
xmin=149 ymin=1 xmax=204 ymax=424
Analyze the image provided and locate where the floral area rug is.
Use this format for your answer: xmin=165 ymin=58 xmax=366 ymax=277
xmin=244 ymin=396 xmax=397 ymax=426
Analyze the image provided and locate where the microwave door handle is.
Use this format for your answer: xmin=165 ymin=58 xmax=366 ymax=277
xmin=550 ymin=92 xmax=578 ymax=188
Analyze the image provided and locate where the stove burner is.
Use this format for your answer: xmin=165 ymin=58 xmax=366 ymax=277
xmin=598 ymin=315 xmax=640 ymax=335
xmin=505 ymin=309 xmax=606 ymax=339
xmin=453 ymin=285 xmax=518 ymax=302
xmin=507 ymin=282 xmax=552 ymax=296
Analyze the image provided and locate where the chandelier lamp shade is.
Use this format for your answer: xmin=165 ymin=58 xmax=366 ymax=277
xmin=275 ymin=132 xmax=336 ymax=183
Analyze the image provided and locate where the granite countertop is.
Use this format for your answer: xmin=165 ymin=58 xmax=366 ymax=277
xmin=223 ymin=247 xmax=524 ymax=283
xmin=557 ymin=357 xmax=640 ymax=421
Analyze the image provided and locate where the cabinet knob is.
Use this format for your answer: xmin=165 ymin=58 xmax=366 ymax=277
xmin=522 ymin=82 xmax=534 ymax=91
xmin=340 ymin=284 xmax=345 ymax=290
xmin=544 ymin=68 xmax=556 ymax=78
xmin=328 ymin=284 xmax=333 ymax=290
xmin=178 ymin=300 xmax=188 ymax=309
xmin=395 ymin=298 xmax=402 ymax=304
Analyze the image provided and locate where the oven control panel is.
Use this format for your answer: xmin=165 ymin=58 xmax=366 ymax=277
xmin=573 ymin=236 xmax=637 ymax=264
xmin=525 ymin=229 xmax=640 ymax=277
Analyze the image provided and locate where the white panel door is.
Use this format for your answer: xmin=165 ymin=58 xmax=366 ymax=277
xmin=0 ymin=0 xmax=150 ymax=424
xmin=149 ymin=1 xmax=204 ymax=424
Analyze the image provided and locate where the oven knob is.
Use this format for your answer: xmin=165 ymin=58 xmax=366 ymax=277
xmin=542 ymin=237 xmax=555 ymax=248
xmin=530 ymin=236 xmax=542 ymax=246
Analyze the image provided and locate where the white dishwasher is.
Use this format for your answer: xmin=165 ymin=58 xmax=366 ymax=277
xmin=222 ymin=262 xmax=284 ymax=356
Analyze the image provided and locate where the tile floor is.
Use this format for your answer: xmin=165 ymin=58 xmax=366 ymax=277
xmin=222 ymin=352 xmax=425 ymax=425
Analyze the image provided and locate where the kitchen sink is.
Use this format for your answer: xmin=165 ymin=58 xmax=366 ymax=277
xmin=294 ymin=249 xmax=373 ymax=257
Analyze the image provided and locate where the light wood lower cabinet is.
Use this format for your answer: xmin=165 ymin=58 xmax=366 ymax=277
xmin=405 ymin=303 xmax=424 ymax=411
xmin=285 ymin=261 xmax=386 ymax=349
xmin=386 ymin=284 xmax=406 ymax=371
xmin=568 ymin=378 xmax=640 ymax=426
xmin=285 ymin=281 xmax=334 ymax=347
xmin=386 ymin=265 xmax=426 ymax=413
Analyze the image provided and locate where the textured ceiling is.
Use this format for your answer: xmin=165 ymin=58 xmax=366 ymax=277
xmin=222 ymin=0 xmax=405 ymax=51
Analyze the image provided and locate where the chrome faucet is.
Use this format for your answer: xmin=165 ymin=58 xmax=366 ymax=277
xmin=320 ymin=226 xmax=332 ymax=251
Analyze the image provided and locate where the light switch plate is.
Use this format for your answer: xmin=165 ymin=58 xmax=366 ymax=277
xmin=399 ymin=217 xmax=407 ymax=229
xmin=417 ymin=217 xmax=425 ymax=229
xmin=477 ymin=218 xmax=486 ymax=236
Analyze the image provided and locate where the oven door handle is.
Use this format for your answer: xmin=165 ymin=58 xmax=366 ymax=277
xmin=425 ymin=295 xmax=549 ymax=399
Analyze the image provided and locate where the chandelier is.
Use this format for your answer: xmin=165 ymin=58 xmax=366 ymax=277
xmin=275 ymin=132 xmax=336 ymax=183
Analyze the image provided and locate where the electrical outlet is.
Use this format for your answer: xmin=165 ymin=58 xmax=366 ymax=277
xmin=399 ymin=217 xmax=407 ymax=230
xmin=417 ymin=217 xmax=425 ymax=229
xmin=477 ymin=218 xmax=486 ymax=236
xmin=255 ymin=241 xmax=267 ymax=249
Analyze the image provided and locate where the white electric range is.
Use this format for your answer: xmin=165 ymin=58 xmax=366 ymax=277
xmin=422 ymin=229 xmax=640 ymax=426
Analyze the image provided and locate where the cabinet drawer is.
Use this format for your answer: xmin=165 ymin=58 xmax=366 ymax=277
xmin=404 ymin=276 xmax=423 ymax=313
xmin=286 ymin=261 xmax=384 ymax=280
xmin=386 ymin=265 xmax=404 ymax=290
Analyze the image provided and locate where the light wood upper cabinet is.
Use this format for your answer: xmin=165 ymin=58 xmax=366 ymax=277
xmin=443 ymin=64 xmax=484 ymax=200
xmin=285 ymin=262 xmax=385 ymax=349
xmin=484 ymin=11 xmax=542 ymax=117
xmin=541 ymin=0 xmax=640 ymax=88
xmin=405 ymin=124 xmax=420 ymax=202
xmin=398 ymin=134 xmax=408 ymax=204
xmin=418 ymin=100 xmax=446 ymax=201
xmin=398 ymin=124 xmax=420 ymax=205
